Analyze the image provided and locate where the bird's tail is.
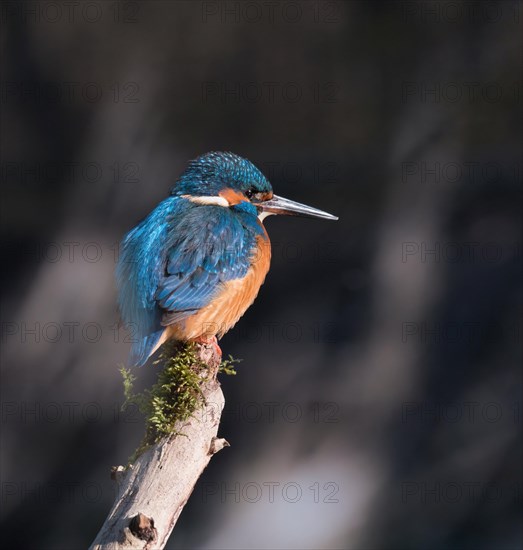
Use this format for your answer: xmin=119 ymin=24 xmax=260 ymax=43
xmin=129 ymin=329 xmax=165 ymax=367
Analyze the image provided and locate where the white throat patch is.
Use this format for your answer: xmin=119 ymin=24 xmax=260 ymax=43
xmin=258 ymin=211 xmax=274 ymax=221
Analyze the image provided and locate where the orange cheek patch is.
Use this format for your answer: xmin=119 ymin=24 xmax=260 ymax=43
xmin=219 ymin=188 xmax=246 ymax=205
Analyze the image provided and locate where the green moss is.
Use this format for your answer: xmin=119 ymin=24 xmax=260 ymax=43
xmin=218 ymin=355 xmax=241 ymax=376
xmin=120 ymin=342 xmax=239 ymax=463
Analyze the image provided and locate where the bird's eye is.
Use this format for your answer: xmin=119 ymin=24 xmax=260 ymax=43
xmin=245 ymin=187 xmax=256 ymax=200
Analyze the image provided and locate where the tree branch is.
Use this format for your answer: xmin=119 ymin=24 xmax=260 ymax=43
xmin=90 ymin=344 xmax=227 ymax=550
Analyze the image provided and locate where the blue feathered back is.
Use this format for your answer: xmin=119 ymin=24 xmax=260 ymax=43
xmin=116 ymin=197 xmax=175 ymax=366
xmin=116 ymin=196 xmax=265 ymax=366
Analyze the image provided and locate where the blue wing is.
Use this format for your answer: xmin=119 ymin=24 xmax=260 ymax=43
xmin=116 ymin=197 xmax=258 ymax=366
xmin=156 ymin=205 xmax=255 ymax=324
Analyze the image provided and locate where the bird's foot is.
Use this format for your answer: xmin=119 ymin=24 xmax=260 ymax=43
xmin=194 ymin=335 xmax=222 ymax=359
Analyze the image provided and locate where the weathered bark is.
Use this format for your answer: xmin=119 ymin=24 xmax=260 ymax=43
xmin=90 ymin=344 xmax=227 ymax=550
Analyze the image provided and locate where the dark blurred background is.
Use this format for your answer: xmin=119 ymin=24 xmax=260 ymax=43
xmin=1 ymin=1 xmax=521 ymax=548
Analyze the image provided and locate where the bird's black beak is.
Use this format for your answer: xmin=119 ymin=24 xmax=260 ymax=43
xmin=258 ymin=194 xmax=338 ymax=221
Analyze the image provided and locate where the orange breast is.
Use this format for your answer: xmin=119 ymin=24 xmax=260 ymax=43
xmin=167 ymin=230 xmax=271 ymax=341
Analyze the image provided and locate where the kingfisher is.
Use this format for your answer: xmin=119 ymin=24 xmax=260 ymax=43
xmin=116 ymin=152 xmax=338 ymax=367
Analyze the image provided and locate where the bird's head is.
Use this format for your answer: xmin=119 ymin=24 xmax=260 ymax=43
xmin=171 ymin=152 xmax=338 ymax=221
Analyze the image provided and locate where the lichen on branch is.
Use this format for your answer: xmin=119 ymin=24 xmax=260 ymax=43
xmin=91 ymin=341 xmax=230 ymax=550
xmin=120 ymin=342 xmax=239 ymax=461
